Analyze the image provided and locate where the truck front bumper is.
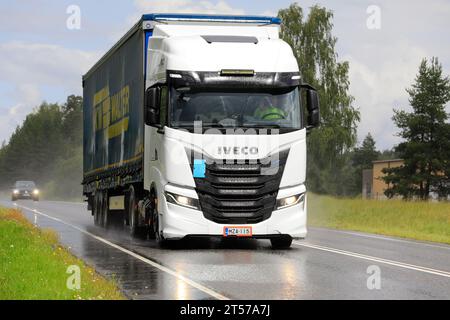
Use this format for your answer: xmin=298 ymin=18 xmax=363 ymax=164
xmin=159 ymin=186 xmax=307 ymax=240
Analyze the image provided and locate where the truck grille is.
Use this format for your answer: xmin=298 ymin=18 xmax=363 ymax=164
xmin=189 ymin=150 xmax=289 ymax=224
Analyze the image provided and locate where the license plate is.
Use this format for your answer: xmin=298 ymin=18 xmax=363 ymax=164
xmin=223 ymin=226 xmax=252 ymax=237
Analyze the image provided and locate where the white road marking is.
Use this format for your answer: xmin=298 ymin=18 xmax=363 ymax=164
xmin=15 ymin=203 xmax=229 ymax=300
xmin=294 ymin=241 xmax=450 ymax=279
xmin=45 ymin=200 xmax=86 ymax=205
xmin=14 ymin=201 xmax=450 ymax=250
xmin=9 ymin=201 xmax=450 ymax=285
xmin=309 ymin=227 xmax=450 ymax=251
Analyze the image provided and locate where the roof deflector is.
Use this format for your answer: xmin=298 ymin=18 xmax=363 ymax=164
xmin=201 ymin=35 xmax=258 ymax=44
xmin=142 ymin=14 xmax=281 ymax=25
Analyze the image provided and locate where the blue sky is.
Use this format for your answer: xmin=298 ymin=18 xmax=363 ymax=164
xmin=0 ymin=0 xmax=449 ymax=150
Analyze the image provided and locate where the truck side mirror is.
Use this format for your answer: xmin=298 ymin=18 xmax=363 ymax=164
xmin=145 ymin=87 xmax=160 ymax=126
xmin=306 ymin=89 xmax=320 ymax=129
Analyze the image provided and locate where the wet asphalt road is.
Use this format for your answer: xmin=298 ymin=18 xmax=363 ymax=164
xmin=2 ymin=199 xmax=450 ymax=300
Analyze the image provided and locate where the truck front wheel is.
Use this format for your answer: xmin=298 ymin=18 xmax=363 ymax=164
xmin=149 ymin=190 xmax=168 ymax=246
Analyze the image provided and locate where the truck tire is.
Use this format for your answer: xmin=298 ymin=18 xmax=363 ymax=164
xmin=270 ymin=237 xmax=292 ymax=249
xmin=93 ymin=192 xmax=101 ymax=226
xmin=150 ymin=190 xmax=167 ymax=246
xmin=127 ymin=186 xmax=147 ymax=238
xmin=101 ymin=190 xmax=110 ymax=228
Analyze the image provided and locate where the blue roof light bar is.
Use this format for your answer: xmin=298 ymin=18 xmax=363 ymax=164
xmin=142 ymin=13 xmax=281 ymax=25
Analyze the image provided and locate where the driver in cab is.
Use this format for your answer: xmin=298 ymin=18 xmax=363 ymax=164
xmin=253 ymin=97 xmax=286 ymax=120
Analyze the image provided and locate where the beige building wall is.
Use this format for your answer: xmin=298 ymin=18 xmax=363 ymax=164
xmin=372 ymin=159 xmax=404 ymax=199
xmin=362 ymin=169 xmax=373 ymax=199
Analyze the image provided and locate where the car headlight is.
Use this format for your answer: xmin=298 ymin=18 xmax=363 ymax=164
xmin=276 ymin=193 xmax=305 ymax=210
xmin=165 ymin=192 xmax=200 ymax=210
xmin=33 ymin=189 xmax=39 ymax=195
xmin=13 ymin=189 xmax=19 ymax=194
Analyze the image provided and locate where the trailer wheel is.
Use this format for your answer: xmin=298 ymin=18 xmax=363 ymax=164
xmin=101 ymin=190 xmax=110 ymax=228
xmin=93 ymin=192 xmax=101 ymax=226
xmin=127 ymin=185 xmax=147 ymax=238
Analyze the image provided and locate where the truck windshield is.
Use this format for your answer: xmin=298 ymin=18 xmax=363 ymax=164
xmin=170 ymin=87 xmax=301 ymax=130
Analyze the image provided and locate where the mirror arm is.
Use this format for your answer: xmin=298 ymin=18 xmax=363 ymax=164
xmin=299 ymin=83 xmax=317 ymax=91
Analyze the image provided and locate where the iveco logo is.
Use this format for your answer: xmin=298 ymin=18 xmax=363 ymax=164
xmin=218 ymin=146 xmax=258 ymax=155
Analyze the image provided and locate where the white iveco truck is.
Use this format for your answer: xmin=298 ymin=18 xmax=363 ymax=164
xmin=82 ymin=14 xmax=320 ymax=249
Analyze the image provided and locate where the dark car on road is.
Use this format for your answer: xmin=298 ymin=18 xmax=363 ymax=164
xmin=11 ymin=181 xmax=39 ymax=201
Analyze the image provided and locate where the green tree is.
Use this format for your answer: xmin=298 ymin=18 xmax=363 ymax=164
xmin=0 ymin=103 xmax=64 ymax=187
xmin=378 ymin=148 xmax=399 ymax=161
xmin=62 ymin=95 xmax=83 ymax=146
xmin=352 ymin=133 xmax=380 ymax=194
xmin=55 ymin=95 xmax=83 ymax=199
xmin=278 ymin=3 xmax=360 ymax=195
xmin=0 ymin=95 xmax=84 ymax=200
xmin=383 ymin=57 xmax=450 ymax=200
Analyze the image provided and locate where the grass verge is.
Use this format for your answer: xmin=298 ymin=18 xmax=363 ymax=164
xmin=308 ymin=194 xmax=450 ymax=245
xmin=0 ymin=208 xmax=125 ymax=300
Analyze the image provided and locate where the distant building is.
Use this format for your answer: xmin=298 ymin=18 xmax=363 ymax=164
xmin=362 ymin=159 xmax=448 ymax=200
xmin=362 ymin=159 xmax=404 ymax=199
xmin=372 ymin=159 xmax=404 ymax=199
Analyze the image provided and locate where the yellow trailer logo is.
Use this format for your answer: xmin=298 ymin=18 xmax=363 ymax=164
xmin=94 ymin=85 xmax=130 ymax=139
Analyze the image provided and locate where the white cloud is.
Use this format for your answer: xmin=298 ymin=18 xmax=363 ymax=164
xmin=259 ymin=10 xmax=277 ymax=17
xmin=325 ymin=0 xmax=450 ymax=150
xmin=0 ymin=41 xmax=100 ymax=142
xmin=0 ymin=41 xmax=99 ymax=90
xmin=108 ymin=0 xmax=247 ymax=64
xmin=0 ymin=84 xmax=43 ymax=144
xmin=125 ymin=0 xmax=245 ymax=26
xmin=133 ymin=0 xmax=245 ymax=14
xmin=1 ymin=0 xmax=449 ymax=151
xmin=112 ymin=0 xmax=245 ymax=44
xmin=345 ymin=42 xmax=430 ymax=150
xmin=8 ymin=84 xmax=41 ymax=116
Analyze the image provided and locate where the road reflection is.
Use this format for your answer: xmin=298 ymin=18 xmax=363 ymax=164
xmin=12 ymin=199 xmax=307 ymax=299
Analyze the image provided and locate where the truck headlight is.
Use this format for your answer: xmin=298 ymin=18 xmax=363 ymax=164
xmin=276 ymin=193 xmax=305 ymax=210
xmin=33 ymin=189 xmax=39 ymax=195
xmin=13 ymin=189 xmax=19 ymax=194
xmin=165 ymin=192 xmax=200 ymax=210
